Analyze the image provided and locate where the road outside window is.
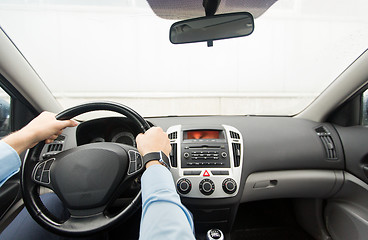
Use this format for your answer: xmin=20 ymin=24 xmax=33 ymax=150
xmin=0 ymin=88 xmax=10 ymax=137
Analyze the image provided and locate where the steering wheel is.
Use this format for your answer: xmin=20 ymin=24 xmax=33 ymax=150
xmin=20 ymin=102 xmax=151 ymax=236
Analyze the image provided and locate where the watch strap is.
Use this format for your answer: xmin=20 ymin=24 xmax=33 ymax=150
xmin=143 ymin=151 xmax=170 ymax=170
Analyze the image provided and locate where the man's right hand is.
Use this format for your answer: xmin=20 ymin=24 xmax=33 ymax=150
xmin=136 ymin=127 xmax=171 ymax=168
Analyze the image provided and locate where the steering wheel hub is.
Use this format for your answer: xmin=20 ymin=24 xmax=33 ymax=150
xmin=52 ymin=143 xmax=128 ymax=210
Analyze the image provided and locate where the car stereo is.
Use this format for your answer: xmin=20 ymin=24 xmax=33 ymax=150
xmin=181 ymin=129 xmax=230 ymax=168
xmin=167 ymin=124 xmax=243 ymax=199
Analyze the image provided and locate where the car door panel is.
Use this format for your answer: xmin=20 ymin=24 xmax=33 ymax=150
xmin=324 ymin=125 xmax=368 ymax=240
xmin=334 ymin=125 xmax=368 ymax=184
xmin=0 ymin=176 xmax=21 ymax=220
xmin=325 ymin=173 xmax=368 ymax=240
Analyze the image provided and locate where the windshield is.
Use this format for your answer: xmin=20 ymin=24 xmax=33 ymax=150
xmin=0 ymin=0 xmax=367 ymax=117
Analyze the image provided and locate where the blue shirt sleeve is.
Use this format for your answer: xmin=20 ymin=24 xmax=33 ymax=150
xmin=0 ymin=141 xmax=21 ymax=187
xmin=139 ymin=164 xmax=196 ymax=240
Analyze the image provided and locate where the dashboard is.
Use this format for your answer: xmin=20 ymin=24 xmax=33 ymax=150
xmin=51 ymin=115 xmax=347 ymax=205
xmin=43 ymin=114 xmax=357 ymax=233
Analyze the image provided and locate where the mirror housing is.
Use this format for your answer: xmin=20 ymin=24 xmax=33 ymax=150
xmin=170 ymin=12 xmax=254 ymax=45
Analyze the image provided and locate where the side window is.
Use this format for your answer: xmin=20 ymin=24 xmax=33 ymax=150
xmin=0 ymin=87 xmax=11 ymax=137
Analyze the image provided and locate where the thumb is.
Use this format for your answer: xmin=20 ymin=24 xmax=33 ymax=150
xmin=59 ymin=119 xmax=78 ymax=129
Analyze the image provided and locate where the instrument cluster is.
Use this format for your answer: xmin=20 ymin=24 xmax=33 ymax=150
xmin=76 ymin=117 xmax=139 ymax=147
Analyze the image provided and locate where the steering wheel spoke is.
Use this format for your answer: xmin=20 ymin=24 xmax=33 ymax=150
xmin=32 ymin=158 xmax=55 ymax=188
xmin=127 ymin=148 xmax=144 ymax=176
xmin=60 ymin=213 xmax=109 ymax=235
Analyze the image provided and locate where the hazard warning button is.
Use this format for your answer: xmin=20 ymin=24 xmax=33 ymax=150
xmin=203 ymin=170 xmax=210 ymax=177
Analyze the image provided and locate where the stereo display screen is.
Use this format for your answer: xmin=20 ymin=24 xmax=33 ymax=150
xmin=184 ymin=130 xmax=222 ymax=139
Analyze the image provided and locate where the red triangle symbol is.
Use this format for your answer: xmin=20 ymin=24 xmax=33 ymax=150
xmin=203 ymin=170 xmax=210 ymax=177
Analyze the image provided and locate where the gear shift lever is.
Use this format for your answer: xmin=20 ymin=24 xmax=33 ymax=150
xmin=206 ymin=229 xmax=224 ymax=240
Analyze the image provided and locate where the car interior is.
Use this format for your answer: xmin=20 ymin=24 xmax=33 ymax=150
xmin=1 ymin=0 xmax=368 ymax=240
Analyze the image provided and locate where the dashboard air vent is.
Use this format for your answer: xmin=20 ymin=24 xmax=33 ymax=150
xmin=232 ymin=143 xmax=241 ymax=167
xmin=47 ymin=143 xmax=63 ymax=152
xmin=230 ymin=131 xmax=240 ymax=139
xmin=168 ymin=132 xmax=177 ymax=140
xmin=315 ymin=126 xmax=337 ymax=160
xmin=320 ymin=135 xmax=337 ymax=159
xmin=170 ymin=143 xmax=177 ymax=167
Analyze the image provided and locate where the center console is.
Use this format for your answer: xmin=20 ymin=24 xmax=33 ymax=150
xmin=167 ymin=124 xmax=243 ymax=199
xmin=167 ymin=124 xmax=244 ymax=237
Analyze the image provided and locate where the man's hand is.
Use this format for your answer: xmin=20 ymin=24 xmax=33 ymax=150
xmin=2 ymin=111 xmax=78 ymax=154
xmin=136 ymin=127 xmax=171 ymax=168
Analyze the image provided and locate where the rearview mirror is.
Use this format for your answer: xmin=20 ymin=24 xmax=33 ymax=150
xmin=170 ymin=12 xmax=254 ymax=45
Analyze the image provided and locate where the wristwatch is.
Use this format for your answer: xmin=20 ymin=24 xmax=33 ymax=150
xmin=143 ymin=151 xmax=171 ymax=170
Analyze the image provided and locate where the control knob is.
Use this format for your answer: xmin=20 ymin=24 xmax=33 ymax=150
xmin=183 ymin=152 xmax=190 ymax=158
xmin=177 ymin=178 xmax=192 ymax=194
xmin=199 ymin=179 xmax=215 ymax=195
xmin=222 ymin=178 xmax=237 ymax=194
xmin=221 ymin=152 xmax=227 ymax=158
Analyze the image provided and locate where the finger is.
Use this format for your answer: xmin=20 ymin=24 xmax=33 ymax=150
xmin=45 ymin=134 xmax=58 ymax=144
xmin=70 ymin=119 xmax=79 ymax=126
xmin=50 ymin=134 xmax=58 ymax=140
xmin=65 ymin=119 xmax=78 ymax=127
